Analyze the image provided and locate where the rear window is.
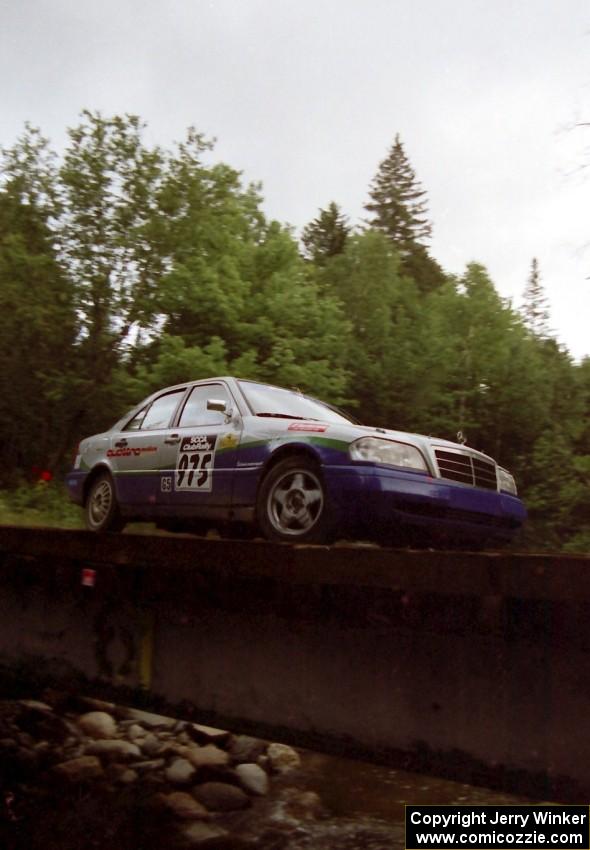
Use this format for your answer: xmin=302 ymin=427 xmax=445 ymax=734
xmin=128 ymin=389 xmax=185 ymax=431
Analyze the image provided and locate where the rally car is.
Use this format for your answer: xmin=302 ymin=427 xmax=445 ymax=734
xmin=66 ymin=377 xmax=526 ymax=545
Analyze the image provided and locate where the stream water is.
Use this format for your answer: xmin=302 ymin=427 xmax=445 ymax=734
xmin=256 ymin=750 xmax=540 ymax=850
xmin=298 ymin=750 xmax=533 ymax=819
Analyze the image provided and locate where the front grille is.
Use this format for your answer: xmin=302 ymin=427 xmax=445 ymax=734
xmin=434 ymin=449 xmax=497 ymax=491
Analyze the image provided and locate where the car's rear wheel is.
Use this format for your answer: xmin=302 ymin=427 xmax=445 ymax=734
xmin=85 ymin=472 xmax=125 ymax=532
xmin=257 ymin=456 xmax=334 ymax=544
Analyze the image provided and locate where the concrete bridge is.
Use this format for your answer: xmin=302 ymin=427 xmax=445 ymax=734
xmin=1 ymin=525 xmax=589 ymax=800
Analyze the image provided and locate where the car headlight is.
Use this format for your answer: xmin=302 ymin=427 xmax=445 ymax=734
xmin=498 ymin=467 xmax=518 ymax=496
xmin=349 ymin=437 xmax=428 ymax=472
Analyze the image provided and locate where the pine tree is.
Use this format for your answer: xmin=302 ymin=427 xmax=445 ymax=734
xmin=522 ymin=258 xmax=551 ymax=337
xmin=301 ymin=201 xmax=350 ymax=264
xmin=364 ymin=134 xmax=432 ymax=251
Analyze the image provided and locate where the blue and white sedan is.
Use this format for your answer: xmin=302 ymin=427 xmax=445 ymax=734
xmin=66 ymin=377 xmax=526 ymax=545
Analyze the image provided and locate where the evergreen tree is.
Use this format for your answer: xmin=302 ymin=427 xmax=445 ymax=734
xmin=522 ymin=258 xmax=551 ymax=337
xmin=301 ymin=202 xmax=350 ymax=264
xmin=364 ymin=134 xmax=432 ymax=250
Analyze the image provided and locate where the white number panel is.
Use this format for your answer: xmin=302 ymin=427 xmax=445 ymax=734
xmin=176 ymin=434 xmax=217 ymax=492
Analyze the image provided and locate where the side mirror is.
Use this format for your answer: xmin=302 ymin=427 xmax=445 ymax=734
xmin=207 ymin=398 xmax=232 ymax=420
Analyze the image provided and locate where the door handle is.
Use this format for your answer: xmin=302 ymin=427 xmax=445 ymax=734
xmin=164 ymin=434 xmax=181 ymax=445
xmin=115 ymin=439 xmax=128 ymax=448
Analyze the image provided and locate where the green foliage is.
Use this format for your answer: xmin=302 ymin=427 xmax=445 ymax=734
xmin=0 ymin=483 xmax=83 ymax=528
xmin=301 ymin=201 xmax=350 ymax=265
xmin=0 ymin=187 xmax=78 ymax=482
xmin=520 ymin=430 xmax=589 ymax=552
xmin=58 ymin=112 xmax=170 ymax=361
xmin=364 ymin=134 xmax=445 ymax=293
xmin=364 ymin=134 xmax=432 ymax=249
xmin=521 ymin=257 xmax=551 ymax=338
xmin=135 ymin=335 xmax=230 ymax=392
xmin=140 ymin=209 xmax=352 ymax=405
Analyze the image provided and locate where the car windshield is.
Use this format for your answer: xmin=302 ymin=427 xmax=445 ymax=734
xmin=239 ymin=381 xmax=354 ymax=425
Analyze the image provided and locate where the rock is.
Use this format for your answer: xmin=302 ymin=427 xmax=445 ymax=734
xmin=17 ymin=731 xmax=35 ymax=748
xmin=119 ymin=768 xmax=138 ymax=784
xmin=156 ymin=741 xmax=189 ymax=759
xmin=140 ymin=732 xmax=162 ymax=757
xmin=144 ymin=772 xmax=167 ymax=787
xmin=78 ymin=711 xmax=118 ymax=740
xmin=133 ymin=758 xmax=166 ymax=773
xmin=190 ymin=723 xmax=230 ymax=746
xmin=280 ymin=788 xmax=325 ymax=821
xmin=164 ymin=757 xmax=196 ymax=785
xmin=53 ymin=755 xmax=104 ymax=782
xmin=126 ymin=723 xmax=146 ymax=741
xmin=267 ymin=743 xmax=301 ymax=774
xmin=185 ymin=743 xmax=229 ymax=770
xmin=62 ymin=718 xmax=84 ymax=739
xmin=176 ymin=731 xmax=191 ymax=745
xmin=121 ymin=708 xmax=177 ymax=730
xmin=85 ymin=739 xmax=142 ymax=760
xmin=24 ymin=712 xmax=71 ymax=744
xmin=18 ymin=699 xmax=53 ymax=714
xmin=0 ymin=737 xmax=17 ymax=754
xmin=181 ymin=822 xmax=229 ymax=843
xmin=105 ymin=763 xmax=137 ymax=783
xmin=192 ymin=781 xmax=250 ymax=812
xmin=75 ymin=696 xmax=116 ymax=714
xmin=154 ymin=791 xmax=209 ymax=820
xmin=235 ymin=763 xmax=269 ymax=796
xmin=64 ymin=744 xmax=86 ymax=760
xmin=228 ymin=734 xmax=267 ymax=764
xmin=105 ymin=763 xmax=131 ymax=782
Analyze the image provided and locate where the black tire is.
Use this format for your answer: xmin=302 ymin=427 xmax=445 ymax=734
xmin=85 ymin=472 xmax=125 ymax=532
xmin=257 ymin=456 xmax=334 ymax=544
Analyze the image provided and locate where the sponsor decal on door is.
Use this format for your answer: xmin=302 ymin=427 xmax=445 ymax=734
xmin=176 ymin=434 xmax=217 ymax=492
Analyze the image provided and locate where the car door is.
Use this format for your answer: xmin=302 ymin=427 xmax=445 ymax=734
xmin=109 ymin=388 xmax=187 ymax=510
xmin=158 ymin=381 xmax=242 ymax=516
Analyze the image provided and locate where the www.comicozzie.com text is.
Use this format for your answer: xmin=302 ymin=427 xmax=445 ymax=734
xmin=409 ymin=811 xmax=587 ymax=829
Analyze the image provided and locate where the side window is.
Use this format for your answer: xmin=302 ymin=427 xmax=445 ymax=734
xmin=178 ymin=385 xmax=231 ymax=428
xmin=124 ymin=406 xmax=148 ymax=432
xmin=141 ymin=390 xmax=185 ymax=430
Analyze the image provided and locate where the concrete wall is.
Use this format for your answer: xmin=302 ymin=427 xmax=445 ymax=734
xmin=1 ymin=526 xmax=589 ymax=798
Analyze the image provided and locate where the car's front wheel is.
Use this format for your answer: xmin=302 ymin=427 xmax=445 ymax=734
xmin=85 ymin=472 xmax=125 ymax=532
xmin=257 ymin=456 xmax=334 ymax=544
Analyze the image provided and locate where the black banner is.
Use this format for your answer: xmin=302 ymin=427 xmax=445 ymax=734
xmin=406 ymin=806 xmax=590 ymax=850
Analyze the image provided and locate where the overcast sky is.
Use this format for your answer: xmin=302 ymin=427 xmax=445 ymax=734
xmin=2 ymin=0 xmax=589 ymax=359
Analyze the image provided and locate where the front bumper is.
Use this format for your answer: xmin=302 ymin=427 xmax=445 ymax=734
xmin=64 ymin=470 xmax=86 ymax=506
xmin=324 ymin=465 xmax=526 ymax=542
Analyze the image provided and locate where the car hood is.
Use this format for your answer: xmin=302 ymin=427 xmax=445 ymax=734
xmin=321 ymin=420 xmax=495 ymax=464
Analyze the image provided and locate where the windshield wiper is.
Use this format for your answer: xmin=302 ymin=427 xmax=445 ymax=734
xmin=255 ymin=413 xmax=319 ymax=420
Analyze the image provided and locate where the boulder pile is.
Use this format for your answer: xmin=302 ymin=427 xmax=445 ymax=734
xmin=0 ymin=695 xmax=319 ymax=848
xmin=0 ymin=695 xmax=403 ymax=849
